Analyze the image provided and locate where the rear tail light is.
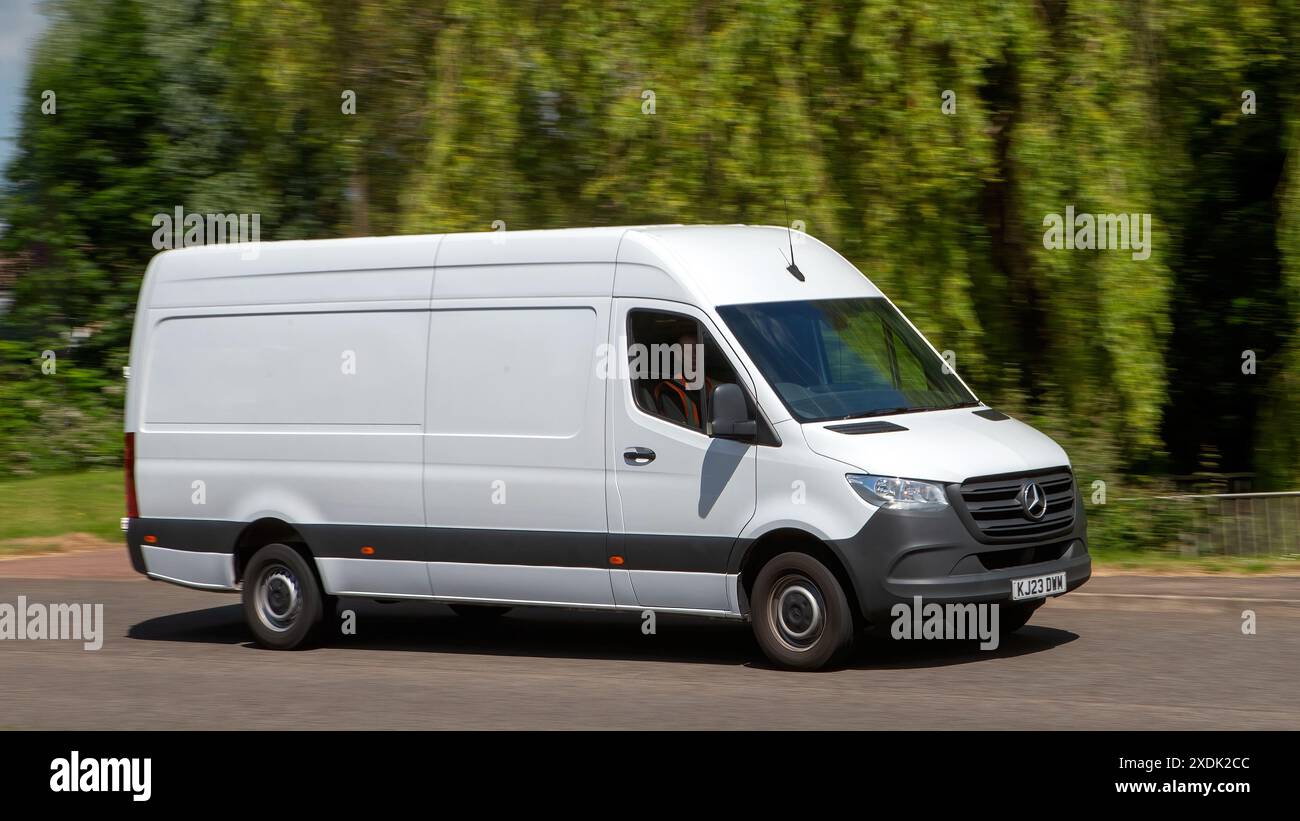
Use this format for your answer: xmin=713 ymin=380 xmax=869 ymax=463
xmin=124 ymin=432 xmax=139 ymax=519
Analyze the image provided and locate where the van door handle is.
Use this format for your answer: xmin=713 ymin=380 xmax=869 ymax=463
xmin=623 ymin=447 xmax=656 ymax=465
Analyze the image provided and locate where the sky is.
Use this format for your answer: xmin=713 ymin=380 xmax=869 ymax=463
xmin=0 ymin=0 xmax=48 ymax=185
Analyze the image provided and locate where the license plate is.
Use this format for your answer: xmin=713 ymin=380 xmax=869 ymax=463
xmin=1011 ymin=571 xmax=1066 ymax=601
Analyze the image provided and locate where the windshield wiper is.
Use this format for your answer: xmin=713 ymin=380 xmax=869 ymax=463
xmin=832 ymin=399 xmax=981 ymax=421
xmin=837 ymin=406 xmax=929 ymax=420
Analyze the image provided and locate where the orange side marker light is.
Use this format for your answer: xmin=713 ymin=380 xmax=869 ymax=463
xmin=361 ymin=546 xmax=375 ymax=556
xmin=609 ymin=555 xmax=624 ymax=566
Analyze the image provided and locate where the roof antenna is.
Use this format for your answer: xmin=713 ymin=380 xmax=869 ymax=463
xmin=780 ymin=199 xmax=805 ymax=281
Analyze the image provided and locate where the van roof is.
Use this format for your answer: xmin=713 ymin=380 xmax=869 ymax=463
xmin=141 ymin=224 xmax=881 ymax=308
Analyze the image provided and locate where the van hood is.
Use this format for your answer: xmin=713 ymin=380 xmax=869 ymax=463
xmin=801 ymin=407 xmax=1069 ymax=484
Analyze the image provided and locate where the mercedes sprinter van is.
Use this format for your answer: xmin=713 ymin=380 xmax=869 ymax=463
xmin=124 ymin=225 xmax=1090 ymax=670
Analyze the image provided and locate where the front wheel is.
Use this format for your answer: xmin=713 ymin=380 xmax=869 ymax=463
xmin=751 ymin=552 xmax=855 ymax=671
xmin=242 ymin=543 xmax=327 ymax=650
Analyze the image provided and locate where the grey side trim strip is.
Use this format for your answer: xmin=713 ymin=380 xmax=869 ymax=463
xmin=304 ymin=524 xmax=609 ymax=567
xmin=316 ymin=557 xmax=743 ymax=618
xmin=311 ymin=590 xmax=742 ymax=620
xmin=130 ymin=517 xmax=738 ymax=575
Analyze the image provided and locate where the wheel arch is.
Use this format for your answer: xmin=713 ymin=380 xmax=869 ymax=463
xmin=233 ymin=518 xmax=311 ymax=584
xmin=734 ymin=527 xmax=862 ymax=623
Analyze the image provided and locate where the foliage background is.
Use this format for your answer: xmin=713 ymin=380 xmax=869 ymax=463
xmin=2 ymin=0 xmax=1298 ymax=552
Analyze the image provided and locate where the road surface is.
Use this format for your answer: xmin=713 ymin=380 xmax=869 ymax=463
xmin=1 ymin=548 xmax=1296 ymax=730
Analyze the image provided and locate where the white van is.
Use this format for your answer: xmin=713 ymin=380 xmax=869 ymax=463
xmin=124 ymin=225 xmax=1090 ymax=670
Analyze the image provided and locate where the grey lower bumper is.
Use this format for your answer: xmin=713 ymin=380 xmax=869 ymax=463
xmin=829 ymin=501 xmax=1091 ymax=624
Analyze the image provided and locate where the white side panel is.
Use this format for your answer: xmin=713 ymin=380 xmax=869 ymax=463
xmin=435 ymin=262 xmax=616 ymax=299
xmin=142 ymin=545 xmax=237 ymax=591
xmin=151 ymin=267 xmax=436 ymax=309
xmin=135 ymin=306 xmax=428 ymax=526
xmin=624 ymin=570 xmax=733 ymax=614
xmin=144 ymin=311 xmax=426 ymax=426
xmin=144 ymin=234 xmax=440 ymax=309
xmin=425 ymin=563 xmax=615 ymax=607
xmin=422 ymin=300 xmax=611 ymax=535
xmin=745 ymin=418 xmax=875 ymax=544
xmin=421 ymin=294 xmax=615 ymax=605
xmin=432 ymin=229 xmax=622 ymax=299
xmin=316 ymin=558 xmax=433 ymax=597
xmin=425 ymin=306 xmax=595 ymax=438
xmin=611 ymin=259 xmax=693 ymax=303
xmin=135 ymin=432 xmax=424 ymax=525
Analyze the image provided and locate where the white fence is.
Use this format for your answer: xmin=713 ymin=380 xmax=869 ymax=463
xmin=1158 ymin=492 xmax=1300 ymax=557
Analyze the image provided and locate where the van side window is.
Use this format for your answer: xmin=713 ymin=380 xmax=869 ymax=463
xmin=627 ymin=310 xmax=741 ymax=434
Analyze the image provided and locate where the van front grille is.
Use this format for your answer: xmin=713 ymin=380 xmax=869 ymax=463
xmin=954 ymin=467 xmax=1076 ymax=543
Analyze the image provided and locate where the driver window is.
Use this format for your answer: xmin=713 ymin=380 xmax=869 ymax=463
xmin=627 ymin=310 xmax=742 ymax=434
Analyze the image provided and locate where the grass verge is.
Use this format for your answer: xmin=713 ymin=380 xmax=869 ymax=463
xmin=1089 ymin=546 xmax=1300 ymax=575
xmin=0 ymin=469 xmax=123 ymax=552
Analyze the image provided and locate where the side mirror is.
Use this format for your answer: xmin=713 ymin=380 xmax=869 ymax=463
xmin=711 ymin=383 xmax=757 ymax=439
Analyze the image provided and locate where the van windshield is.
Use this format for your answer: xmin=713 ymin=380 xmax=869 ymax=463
xmin=716 ymin=297 xmax=977 ymax=423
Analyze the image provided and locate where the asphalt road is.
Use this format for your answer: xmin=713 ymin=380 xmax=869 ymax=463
xmin=1 ymin=555 xmax=1298 ymax=730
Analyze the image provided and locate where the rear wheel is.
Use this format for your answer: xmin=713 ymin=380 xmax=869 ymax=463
xmin=751 ymin=552 xmax=855 ymax=671
xmin=242 ymin=543 xmax=327 ymax=650
xmin=449 ymin=604 xmax=512 ymax=620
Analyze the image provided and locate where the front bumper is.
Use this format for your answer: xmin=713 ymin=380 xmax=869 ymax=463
xmin=828 ymin=499 xmax=1091 ymax=625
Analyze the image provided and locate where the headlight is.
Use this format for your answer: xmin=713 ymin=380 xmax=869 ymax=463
xmin=846 ymin=474 xmax=949 ymax=511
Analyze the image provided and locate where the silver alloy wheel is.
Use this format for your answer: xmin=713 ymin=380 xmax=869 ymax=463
xmin=769 ymin=573 xmax=826 ymax=651
xmin=255 ymin=563 xmax=303 ymax=633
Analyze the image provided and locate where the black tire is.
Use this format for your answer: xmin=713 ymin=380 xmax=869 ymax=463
xmin=241 ymin=543 xmax=327 ymax=650
xmin=751 ymin=552 xmax=855 ymax=670
xmin=999 ymin=601 xmax=1041 ymax=636
xmin=449 ymin=604 xmax=512 ymax=620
